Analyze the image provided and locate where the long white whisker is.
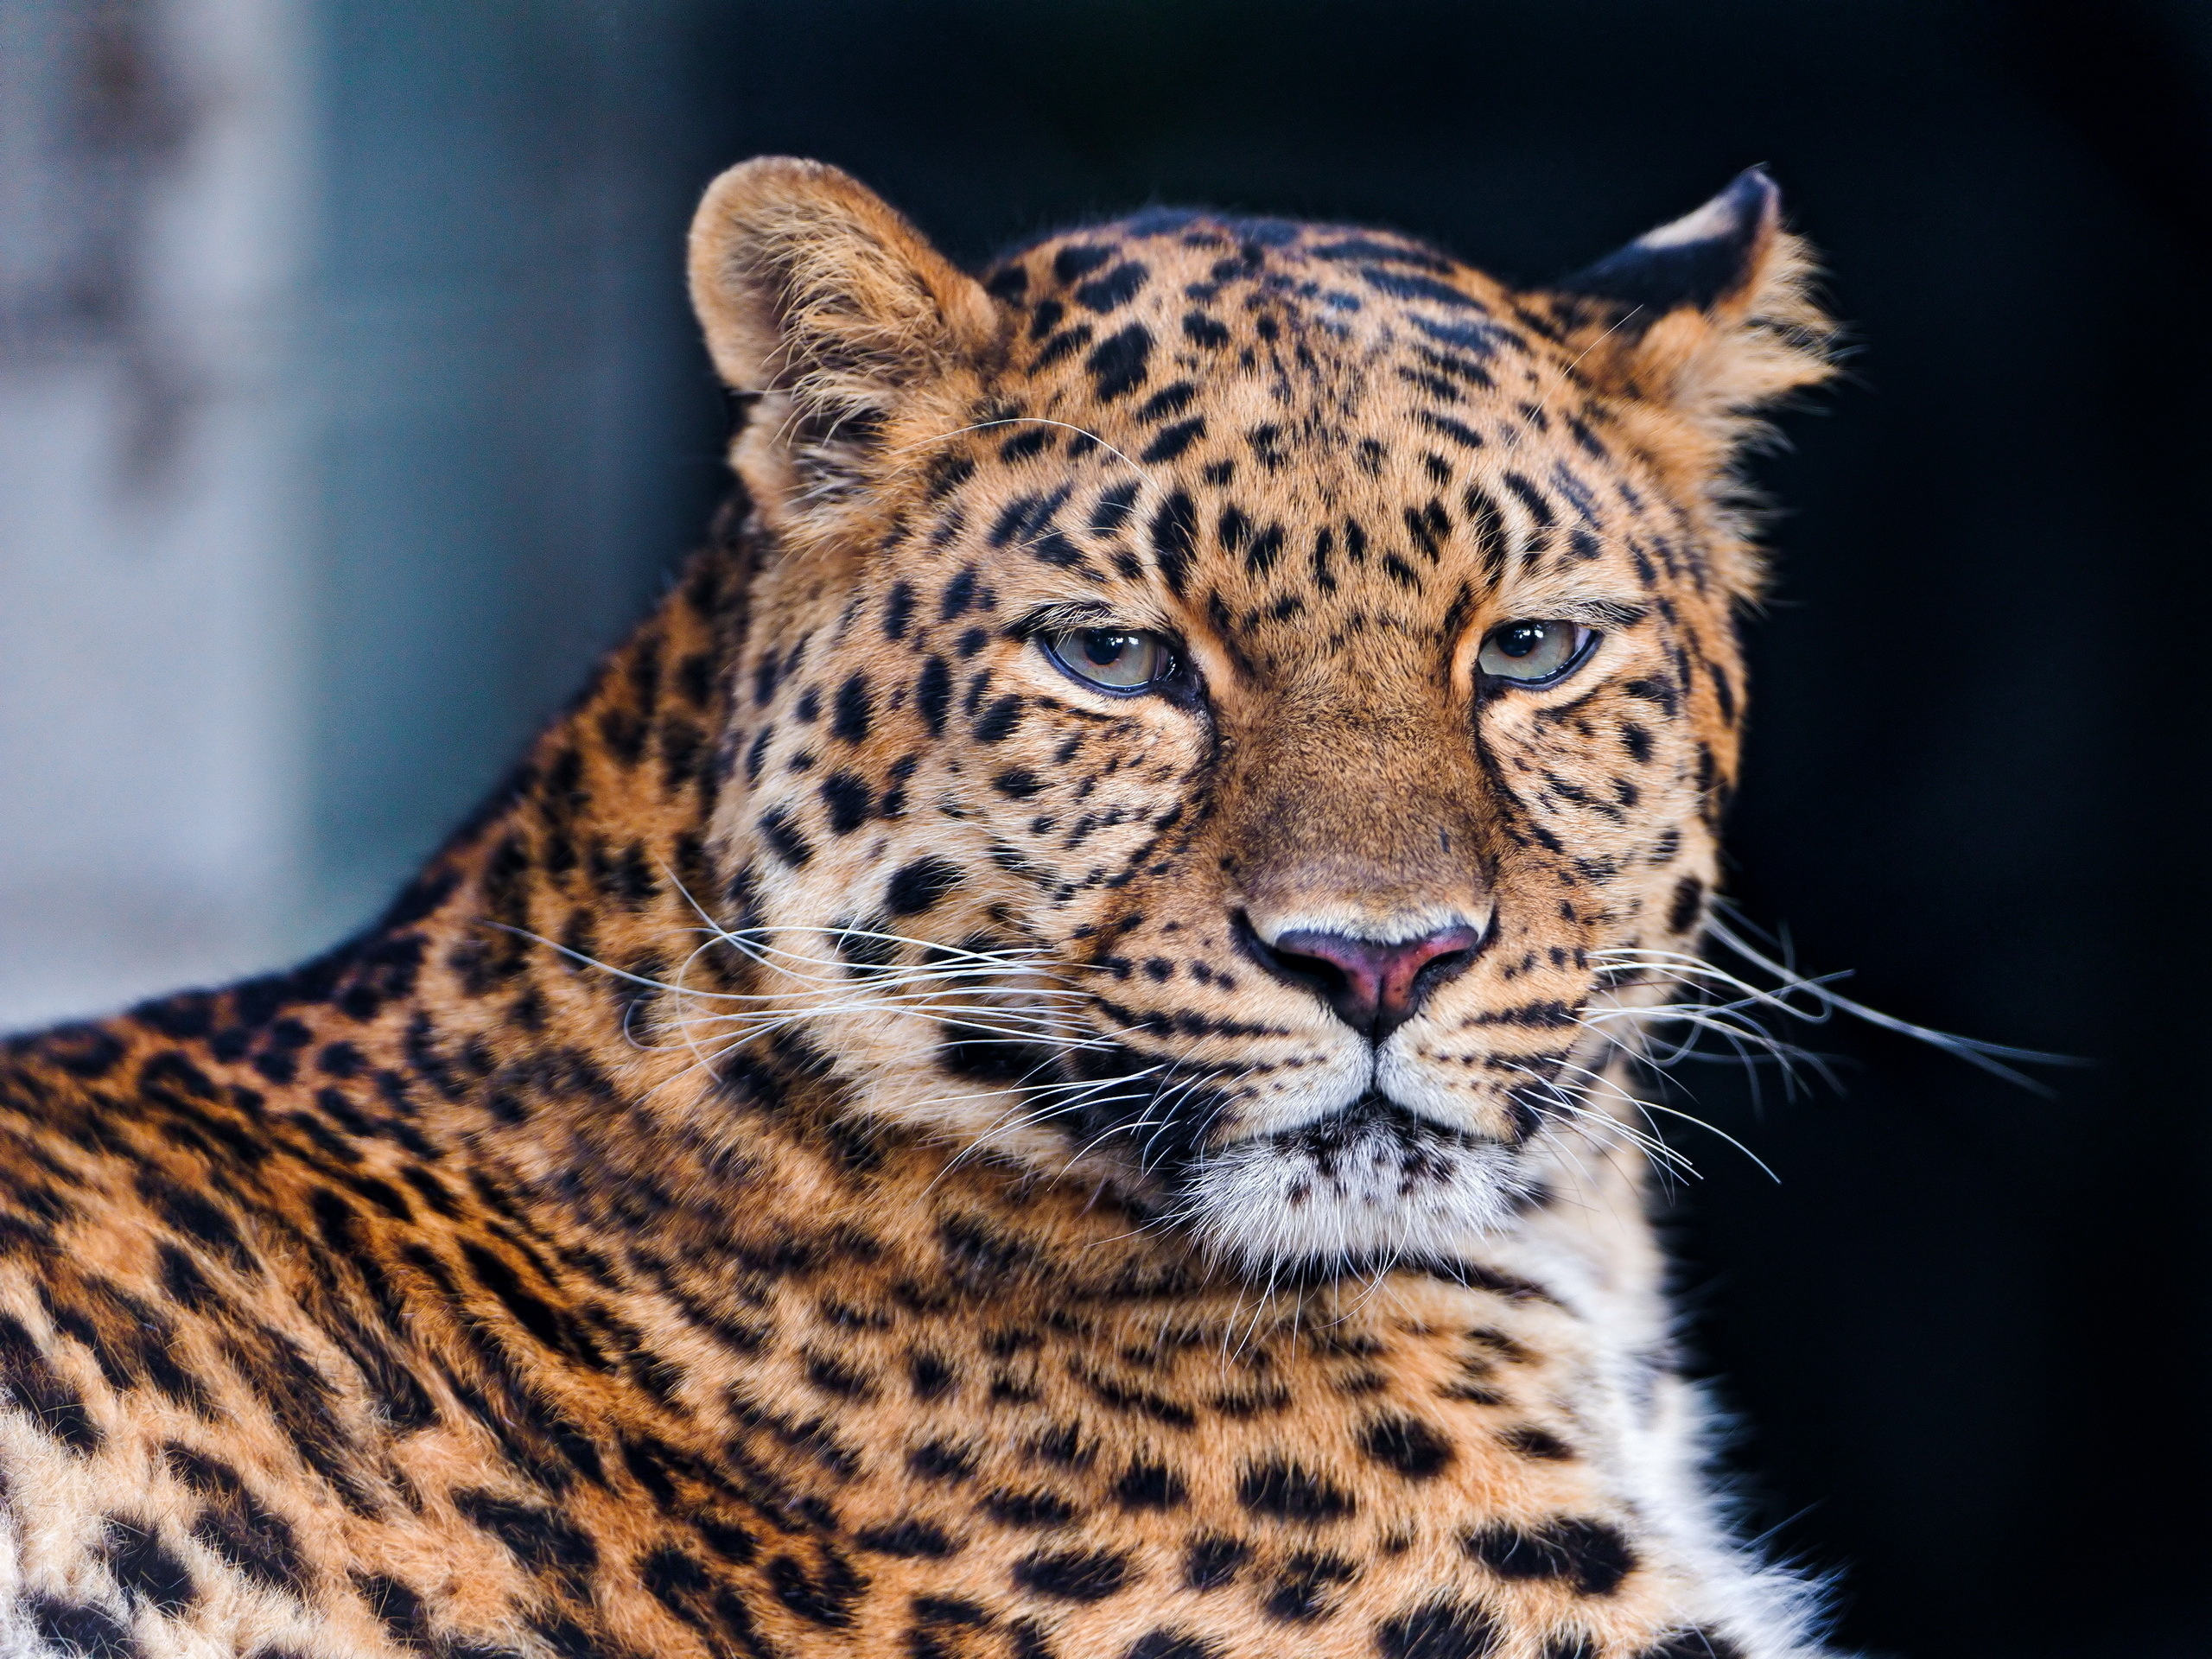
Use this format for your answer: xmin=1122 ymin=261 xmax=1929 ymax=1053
xmin=1634 ymin=1096 xmax=1781 ymax=1184
xmin=1705 ymin=913 xmax=2075 ymax=1092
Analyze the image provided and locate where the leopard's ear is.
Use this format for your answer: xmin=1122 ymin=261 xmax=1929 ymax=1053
xmin=689 ymin=157 xmax=1000 ymax=553
xmin=1549 ymin=168 xmax=1834 ymax=464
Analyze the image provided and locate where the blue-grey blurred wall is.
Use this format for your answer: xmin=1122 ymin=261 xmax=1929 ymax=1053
xmin=0 ymin=0 xmax=728 ymax=1028
xmin=305 ymin=1 xmax=725 ymax=934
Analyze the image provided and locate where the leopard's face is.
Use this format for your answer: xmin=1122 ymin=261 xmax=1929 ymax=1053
xmin=690 ymin=163 xmax=1827 ymax=1272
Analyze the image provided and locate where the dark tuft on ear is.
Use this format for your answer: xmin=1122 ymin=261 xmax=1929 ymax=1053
xmin=1544 ymin=168 xmax=1834 ymax=455
xmin=1541 ymin=168 xmax=1835 ymax=596
xmin=1559 ymin=168 xmax=1779 ymax=317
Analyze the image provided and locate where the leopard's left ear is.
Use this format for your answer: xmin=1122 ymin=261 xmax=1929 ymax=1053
xmin=689 ymin=156 xmax=1001 ymax=555
xmin=1549 ymin=168 xmax=1834 ymax=459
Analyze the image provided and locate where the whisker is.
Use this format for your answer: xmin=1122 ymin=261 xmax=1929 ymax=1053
xmin=1631 ymin=1096 xmax=1782 ymax=1184
xmin=1707 ymin=912 xmax=2076 ymax=1093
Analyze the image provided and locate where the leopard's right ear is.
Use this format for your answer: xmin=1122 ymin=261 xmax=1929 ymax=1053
xmin=688 ymin=157 xmax=1001 ymax=554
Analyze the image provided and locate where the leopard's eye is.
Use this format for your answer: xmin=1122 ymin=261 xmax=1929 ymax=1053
xmin=1476 ymin=620 xmax=1595 ymax=687
xmin=1042 ymin=628 xmax=1174 ymax=694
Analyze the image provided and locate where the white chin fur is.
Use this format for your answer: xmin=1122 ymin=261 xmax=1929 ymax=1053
xmin=1179 ymin=1104 xmax=1534 ymax=1272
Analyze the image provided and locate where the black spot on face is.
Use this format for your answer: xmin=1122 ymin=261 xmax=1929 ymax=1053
xmin=1358 ymin=267 xmax=1482 ymax=310
xmin=909 ymin=1440 xmax=978 ymax=1483
xmin=917 ymin=657 xmax=952 ymax=736
xmin=1113 ymin=1460 xmax=1187 ymax=1510
xmin=41 ymin=1025 xmax=127 ymax=1080
xmin=1464 ymin=1518 xmax=1636 ymax=1597
xmin=974 ymin=696 xmax=1025 ymax=743
xmin=1089 ymin=480 xmax=1141 ymax=534
xmin=28 ymin=1597 xmax=139 ymax=1659
xmin=905 ymin=1351 xmax=957 ymax=1402
xmin=1237 ymin=1460 xmax=1355 ymax=1523
xmin=887 ymin=857 xmax=964 ymax=916
xmin=1359 ymin=1414 xmax=1455 ymax=1479
xmin=1142 ymin=419 xmax=1205 ymax=463
xmin=317 ymin=1040 xmax=363 ymax=1077
xmin=1497 ymin=1424 xmax=1575 ymax=1461
xmin=821 ymin=772 xmax=874 ymax=835
xmin=883 ymin=582 xmax=916 ymax=639
xmin=1150 ymin=490 xmax=1198 ymax=595
xmin=1183 ymin=1533 xmax=1251 ymax=1591
xmin=758 ymin=807 xmax=813 ymax=868
xmin=1053 ymin=245 xmax=1115 ymax=283
xmin=938 ymin=1025 xmax=1054 ymax=1087
xmin=358 ymin=1573 xmax=431 ymax=1648
xmin=168 ymin=1445 xmax=308 ymax=1592
xmin=1027 ymin=299 xmax=1067 ymax=343
xmin=1013 ymin=1547 xmax=1133 ymax=1601
xmin=855 ymin=1519 xmax=957 ymax=1558
xmin=804 ymin=1348 xmax=879 ymax=1400
xmin=140 ymin=1177 xmax=251 ymax=1272
xmin=1667 ymin=875 xmax=1706 ymax=936
xmin=1376 ymin=1599 xmax=1503 ymax=1659
xmin=1076 ymin=262 xmax=1149 ymax=312
xmin=941 ymin=568 xmax=979 ymax=620
xmin=460 ymin=1241 xmax=588 ymax=1363
xmin=1246 ymin=524 xmax=1285 ymax=575
xmin=1085 ymin=324 xmax=1154 ymax=402
xmin=832 ymin=674 xmax=872 ymax=745
xmin=1264 ymin=1549 xmax=1359 ymax=1623
xmin=459 ymin=1488 xmax=599 ymax=1585
xmin=1137 ymin=381 xmax=1197 ymax=423
xmin=104 ymin=1519 xmax=197 ymax=1615
xmin=1183 ymin=312 xmax=1230 ymax=348
xmin=986 ymin=1487 xmax=1078 ymax=1528
xmin=1001 ymin=423 xmax=1060 ymax=458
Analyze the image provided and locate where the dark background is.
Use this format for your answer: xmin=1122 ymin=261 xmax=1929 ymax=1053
xmin=258 ymin=2 xmax=2212 ymax=1653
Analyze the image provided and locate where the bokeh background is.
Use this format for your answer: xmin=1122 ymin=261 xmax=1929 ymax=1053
xmin=4 ymin=2 xmax=2209 ymax=1653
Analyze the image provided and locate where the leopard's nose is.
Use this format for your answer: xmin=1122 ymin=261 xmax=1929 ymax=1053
xmin=1246 ymin=919 xmax=1487 ymax=1041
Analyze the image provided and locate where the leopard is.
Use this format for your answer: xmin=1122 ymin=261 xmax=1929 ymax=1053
xmin=0 ymin=155 xmax=1840 ymax=1659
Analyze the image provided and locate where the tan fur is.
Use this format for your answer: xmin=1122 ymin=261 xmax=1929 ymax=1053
xmin=0 ymin=159 xmax=1834 ymax=1658
xmin=690 ymin=157 xmax=1002 ymax=562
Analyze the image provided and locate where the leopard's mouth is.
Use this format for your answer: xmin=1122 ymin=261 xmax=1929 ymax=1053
xmin=1169 ymin=1088 xmax=1538 ymax=1270
xmin=1252 ymin=1091 xmax=1503 ymax=1166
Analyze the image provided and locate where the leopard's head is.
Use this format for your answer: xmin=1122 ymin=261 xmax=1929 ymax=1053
xmin=686 ymin=159 xmax=1831 ymax=1273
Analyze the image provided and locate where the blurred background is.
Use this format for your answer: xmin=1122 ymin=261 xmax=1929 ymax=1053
xmin=3 ymin=1 xmax=2209 ymax=1652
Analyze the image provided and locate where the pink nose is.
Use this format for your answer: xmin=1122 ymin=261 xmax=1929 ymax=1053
xmin=1262 ymin=924 xmax=1485 ymax=1039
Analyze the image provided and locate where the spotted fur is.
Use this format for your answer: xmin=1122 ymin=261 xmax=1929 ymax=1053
xmin=0 ymin=158 xmax=1834 ymax=1658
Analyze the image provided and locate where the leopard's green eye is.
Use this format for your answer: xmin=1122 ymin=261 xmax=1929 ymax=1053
xmin=1043 ymin=628 xmax=1174 ymax=694
xmin=1476 ymin=620 xmax=1595 ymax=687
